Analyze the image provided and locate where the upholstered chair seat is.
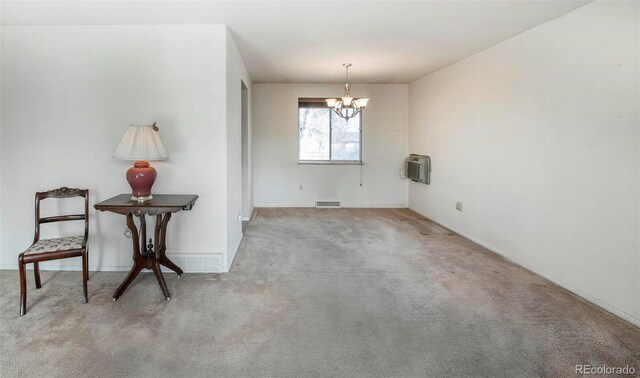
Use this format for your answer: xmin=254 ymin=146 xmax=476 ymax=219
xmin=25 ymin=236 xmax=86 ymax=255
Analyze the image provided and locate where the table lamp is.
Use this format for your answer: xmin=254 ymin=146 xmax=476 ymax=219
xmin=113 ymin=122 xmax=168 ymax=202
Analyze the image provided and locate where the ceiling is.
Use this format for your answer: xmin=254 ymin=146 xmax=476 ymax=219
xmin=1 ymin=1 xmax=591 ymax=83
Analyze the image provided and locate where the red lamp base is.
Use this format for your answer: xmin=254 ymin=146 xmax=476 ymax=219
xmin=126 ymin=160 xmax=157 ymax=202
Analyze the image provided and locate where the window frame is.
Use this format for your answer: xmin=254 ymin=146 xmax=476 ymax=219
xmin=298 ymin=98 xmax=363 ymax=165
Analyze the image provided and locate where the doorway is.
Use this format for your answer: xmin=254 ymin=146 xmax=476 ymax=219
xmin=241 ymin=80 xmax=250 ymax=233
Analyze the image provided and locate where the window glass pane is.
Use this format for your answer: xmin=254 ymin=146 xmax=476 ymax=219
xmin=299 ymin=108 xmax=330 ymax=160
xmin=331 ymin=112 xmax=361 ymax=161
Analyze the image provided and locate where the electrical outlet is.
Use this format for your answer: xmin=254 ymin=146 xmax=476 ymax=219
xmin=456 ymin=201 xmax=463 ymax=212
xmin=299 ymin=185 xmax=303 ymax=190
xmin=237 ymin=212 xmax=243 ymax=223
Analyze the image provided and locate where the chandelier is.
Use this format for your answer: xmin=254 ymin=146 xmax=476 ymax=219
xmin=325 ymin=63 xmax=370 ymax=121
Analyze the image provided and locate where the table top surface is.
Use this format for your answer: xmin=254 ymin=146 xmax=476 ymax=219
xmin=94 ymin=194 xmax=199 ymax=210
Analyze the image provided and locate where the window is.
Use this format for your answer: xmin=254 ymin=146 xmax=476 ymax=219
xmin=298 ymin=98 xmax=362 ymax=164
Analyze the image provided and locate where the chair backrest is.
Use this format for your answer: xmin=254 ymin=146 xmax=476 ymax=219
xmin=34 ymin=187 xmax=89 ymax=244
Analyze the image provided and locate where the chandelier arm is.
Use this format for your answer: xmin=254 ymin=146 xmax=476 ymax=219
xmin=334 ymin=107 xmax=362 ymax=122
xmin=343 ymin=108 xmax=351 ymax=121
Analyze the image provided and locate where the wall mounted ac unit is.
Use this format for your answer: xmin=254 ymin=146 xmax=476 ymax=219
xmin=406 ymin=154 xmax=431 ymax=184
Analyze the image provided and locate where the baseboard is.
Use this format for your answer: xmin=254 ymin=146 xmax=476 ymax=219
xmin=242 ymin=206 xmax=257 ymax=222
xmin=222 ymin=236 xmax=243 ymax=273
xmin=162 ymin=253 xmax=223 ymax=273
xmin=253 ymin=204 xmax=409 ymax=209
xmin=409 ymin=209 xmax=640 ymax=328
xmin=1 ymin=253 xmax=224 ymax=273
xmin=346 ymin=204 xmax=409 ymax=208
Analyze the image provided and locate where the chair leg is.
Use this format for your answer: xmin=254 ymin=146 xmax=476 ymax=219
xmin=82 ymin=251 xmax=88 ymax=304
xmin=86 ymin=248 xmax=89 ymax=281
xmin=34 ymin=262 xmax=42 ymax=289
xmin=18 ymin=255 xmax=27 ymax=316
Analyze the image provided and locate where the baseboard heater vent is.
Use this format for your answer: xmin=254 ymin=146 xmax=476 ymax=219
xmin=315 ymin=201 xmax=341 ymax=208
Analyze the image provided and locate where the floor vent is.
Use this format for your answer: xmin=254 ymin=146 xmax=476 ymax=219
xmin=315 ymin=201 xmax=341 ymax=208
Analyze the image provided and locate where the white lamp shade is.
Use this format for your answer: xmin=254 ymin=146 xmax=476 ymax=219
xmin=325 ymin=98 xmax=338 ymax=108
xmin=355 ymin=98 xmax=369 ymax=108
xmin=113 ymin=125 xmax=168 ymax=161
xmin=341 ymin=96 xmax=353 ymax=107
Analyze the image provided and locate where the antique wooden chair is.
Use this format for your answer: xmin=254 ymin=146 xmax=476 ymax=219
xmin=18 ymin=187 xmax=89 ymax=316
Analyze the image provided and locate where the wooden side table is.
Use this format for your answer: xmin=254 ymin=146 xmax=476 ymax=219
xmin=94 ymin=194 xmax=198 ymax=301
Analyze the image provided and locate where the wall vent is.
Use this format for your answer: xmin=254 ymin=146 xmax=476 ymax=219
xmin=315 ymin=201 xmax=341 ymax=208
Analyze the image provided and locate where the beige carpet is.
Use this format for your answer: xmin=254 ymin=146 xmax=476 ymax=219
xmin=0 ymin=208 xmax=638 ymax=377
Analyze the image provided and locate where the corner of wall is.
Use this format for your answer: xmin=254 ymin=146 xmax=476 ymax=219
xmin=224 ymin=26 xmax=252 ymax=272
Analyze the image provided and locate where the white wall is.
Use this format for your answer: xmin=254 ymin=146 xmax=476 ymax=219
xmin=408 ymin=1 xmax=639 ymax=326
xmin=225 ymin=29 xmax=252 ymax=271
xmin=253 ymin=84 xmax=408 ymax=208
xmin=0 ymin=24 xmax=3 ymax=264
xmin=1 ymin=25 xmax=230 ymax=272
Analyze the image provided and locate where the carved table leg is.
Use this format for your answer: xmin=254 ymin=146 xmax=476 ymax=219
xmin=113 ymin=212 xmax=185 ymax=301
xmin=112 ymin=214 xmax=146 ymax=301
xmin=95 ymin=195 xmax=197 ymax=302
xmin=155 ymin=213 xmax=183 ymax=276
xmin=151 ymin=262 xmax=170 ymax=300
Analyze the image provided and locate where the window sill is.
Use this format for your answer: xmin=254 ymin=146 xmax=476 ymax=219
xmin=298 ymin=160 xmax=363 ymax=166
